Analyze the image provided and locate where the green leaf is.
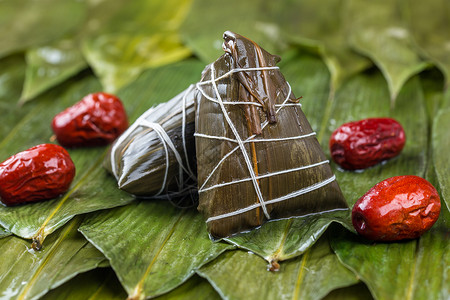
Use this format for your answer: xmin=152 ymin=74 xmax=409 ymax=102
xmin=0 ymin=54 xmax=28 ymax=141
xmin=79 ymin=201 xmax=233 ymax=299
xmin=0 ymin=217 xmax=106 ymax=300
xmin=432 ymin=91 xmax=450 ymax=211
xmin=404 ymin=0 xmax=450 ymax=87
xmin=42 ymin=268 xmax=127 ymax=300
xmin=0 ymin=0 xmax=86 ymax=59
xmin=322 ymin=283 xmax=374 ymax=300
xmin=275 ymin=0 xmax=372 ymax=92
xmin=345 ymin=0 xmax=429 ymax=103
xmin=180 ymin=0 xmax=287 ymax=63
xmin=20 ymin=39 xmax=87 ymax=104
xmin=322 ymin=72 xmax=428 ymax=205
xmin=226 ymin=209 xmax=352 ymax=264
xmin=157 ymin=275 xmax=222 ymax=300
xmin=0 ymin=226 xmax=10 ymax=238
xmin=82 ymin=0 xmax=193 ymax=92
xmin=197 ymin=237 xmax=359 ymax=300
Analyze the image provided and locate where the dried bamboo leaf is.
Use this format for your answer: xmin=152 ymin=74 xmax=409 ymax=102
xmin=195 ymin=32 xmax=347 ymax=239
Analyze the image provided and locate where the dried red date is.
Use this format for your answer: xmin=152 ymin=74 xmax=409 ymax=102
xmin=0 ymin=144 xmax=76 ymax=206
xmin=329 ymin=118 xmax=405 ymax=170
xmin=352 ymin=175 xmax=441 ymax=241
xmin=52 ymin=92 xmax=128 ymax=147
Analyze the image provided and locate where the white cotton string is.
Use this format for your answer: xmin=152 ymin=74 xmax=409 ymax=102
xmin=206 ymin=175 xmax=337 ymax=223
xmin=143 ymin=123 xmax=170 ymax=196
xmin=196 ymin=84 xmax=302 ymax=108
xmin=197 ymin=66 xmax=280 ymax=86
xmin=209 ymin=63 xmax=271 ymax=220
xmin=110 ymin=106 xmax=157 ymax=179
xmin=199 ymin=160 xmax=330 ymax=193
xmin=197 ymin=80 xmax=295 ymax=192
xmin=140 ymin=120 xmax=194 ymax=192
xmin=194 ymin=132 xmax=316 ymax=144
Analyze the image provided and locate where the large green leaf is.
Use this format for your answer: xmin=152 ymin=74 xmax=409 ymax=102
xmin=0 ymin=54 xmax=28 ymax=140
xmin=275 ymin=0 xmax=372 ymax=93
xmin=432 ymin=92 xmax=450 ymax=210
xmin=180 ymin=0 xmax=287 ymax=63
xmin=0 ymin=0 xmax=86 ymax=59
xmin=79 ymin=201 xmax=233 ymax=299
xmin=345 ymin=0 xmax=430 ymax=103
xmin=197 ymin=237 xmax=359 ymax=300
xmin=226 ymin=210 xmax=352 ymax=265
xmin=0 ymin=60 xmax=204 ymax=248
xmin=404 ymin=0 xmax=450 ymax=87
xmin=82 ymin=0 xmax=192 ymax=92
xmin=20 ymin=39 xmax=87 ymax=104
xmin=0 ymin=226 xmax=10 ymax=238
xmin=43 ymin=268 xmax=127 ymax=300
xmin=0 ymin=217 xmax=106 ymax=300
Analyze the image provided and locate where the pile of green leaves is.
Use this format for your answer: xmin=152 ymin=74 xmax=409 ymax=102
xmin=0 ymin=0 xmax=448 ymax=299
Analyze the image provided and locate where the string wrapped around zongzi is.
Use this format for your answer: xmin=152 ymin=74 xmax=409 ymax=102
xmin=104 ymin=87 xmax=197 ymax=200
xmin=195 ymin=31 xmax=348 ymax=239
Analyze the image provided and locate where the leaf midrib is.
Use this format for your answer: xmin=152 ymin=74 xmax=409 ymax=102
xmin=128 ymin=209 xmax=186 ymax=300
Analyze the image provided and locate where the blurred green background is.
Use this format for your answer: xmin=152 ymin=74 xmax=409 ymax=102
xmin=0 ymin=0 xmax=449 ymax=299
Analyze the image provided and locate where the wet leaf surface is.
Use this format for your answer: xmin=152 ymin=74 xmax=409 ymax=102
xmin=79 ymin=201 xmax=233 ymax=299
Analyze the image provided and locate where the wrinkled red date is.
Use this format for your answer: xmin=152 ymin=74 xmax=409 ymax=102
xmin=352 ymin=175 xmax=441 ymax=241
xmin=0 ymin=144 xmax=76 ymax=206
xmin=52 ymin=92 xmax=128 ymax=147
xmin=329 ymin=118 xmax=406 ymax=170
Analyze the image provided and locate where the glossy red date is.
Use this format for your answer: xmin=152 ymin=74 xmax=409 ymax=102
xmin=0 ymin=144 xmax=76 ymax=206
xmin=352 ymin=175 xmax=441 ymax=241
xmin=52 ymin=92 xmax=128 ymax=147
xmin=329 ymin=118 xmax=406 ymax=170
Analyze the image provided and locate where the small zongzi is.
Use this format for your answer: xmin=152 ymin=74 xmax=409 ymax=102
xmin=194 ymin=31 xmax=348 ymax=238
xmin=104 ymin=87 xmax=197 ymax=200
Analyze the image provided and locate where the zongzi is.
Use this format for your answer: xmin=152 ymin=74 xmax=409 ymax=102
xmin=104 ymin=87 xmax=197 ymax=200
xmin=195 ymin=31 xmax=348 ymax=238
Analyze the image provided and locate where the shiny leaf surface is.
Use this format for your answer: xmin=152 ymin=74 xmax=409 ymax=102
xmin=82 ymin=0 xmax=192 ymax=92
xmin=432 ymin=92 xmax=450 ymax=210
xmin=346 ymin=0 xmax=429 ymax=102
xmin=20 ymin=39 xmax=87 ymax=104
xmin=0 ymin=218 xmax=106 ymax=300
xmin=198 ymin=237 xmax=359 ymax=300
xmin=79 ymin=201 xmax=233 ymax=299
